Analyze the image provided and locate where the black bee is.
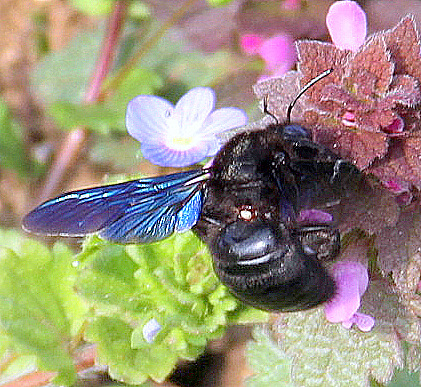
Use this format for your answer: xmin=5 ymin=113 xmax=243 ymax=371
xmin=23 ymin=70 xmax=362 ymax=312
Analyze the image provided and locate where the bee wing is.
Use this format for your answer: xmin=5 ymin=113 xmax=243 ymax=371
xmin=23 ymin=170 xmax=209 ymax=244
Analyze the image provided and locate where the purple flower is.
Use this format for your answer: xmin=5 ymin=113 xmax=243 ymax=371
xmin=142 ymin=318 xmax=161 ymax=343
xmin=126 ymin=87 xmax=248 ymax=167
xmin=326 ymin=1 xmax=367 ymax=52
xmin=384 ymin=179 xmax=413 ymax=205
xmin=258 ymin=34 xmax=297 ymax=77
xmin=297 ymin=209 xmax=333 ymax=224
xmin=240 ymin=33 xmax=297 ymax=80
xmin=324 ymin=261 xmax=375 ymax=331
xmin=240 ymin=34 xmax=264 ymax=55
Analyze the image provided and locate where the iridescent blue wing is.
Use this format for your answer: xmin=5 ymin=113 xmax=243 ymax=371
xmin=22 ymin=170 xmax=209 ymax=244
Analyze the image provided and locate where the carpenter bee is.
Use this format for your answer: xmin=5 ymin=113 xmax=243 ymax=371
xmin=23 ymin=70 xmax=362 ymax=312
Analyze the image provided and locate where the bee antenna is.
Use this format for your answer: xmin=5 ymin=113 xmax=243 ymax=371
xmin=263 ymin=95 xmax=279 ymax=124
xmin=286 ymin=68 xmax=333 ymax=125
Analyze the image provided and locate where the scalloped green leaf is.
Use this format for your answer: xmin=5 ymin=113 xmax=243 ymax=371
xmin=76 ymin=243 xmax=152 ymax=313
xmin=246 ymin=326 xmax=293 ymax=387
xmin=0 ymin=234 xmax=86 ymax=385
xmin=78 ymin=232 xmax=268 ymax=384
xmin=273 ymin=309 xmax=402 ymax=386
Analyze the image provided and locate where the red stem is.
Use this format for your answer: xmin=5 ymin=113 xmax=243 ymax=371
xmin=1 ymin=346 xmax=96 ymax=387
xmin=39 ymin=1 xmax=129 ymax=202
xmin=84 ymin=1 xmax=129 ymax=103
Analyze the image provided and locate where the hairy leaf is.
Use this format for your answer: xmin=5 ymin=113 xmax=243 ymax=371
xmin=78 ymin=233 xmax=268 ymax=384
xmin=0 ymin=230 xmax=88 ymax=385
xmin=273 ymin=309 xmax=402 ymax=386
xmin=246 ymin=326 xmax=293 ymax=387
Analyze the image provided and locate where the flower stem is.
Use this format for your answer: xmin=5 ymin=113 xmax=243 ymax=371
xmin=39 ymin=1 xmax=129 ymax=202
xmin=101 ymin=0 xmax=201 ymax=98
xmin=84 ymin=1 xmax=129 ymax=103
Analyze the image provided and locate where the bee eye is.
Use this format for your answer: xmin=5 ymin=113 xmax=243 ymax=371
xmin=238 ymin=205 xmax=257 ymax=221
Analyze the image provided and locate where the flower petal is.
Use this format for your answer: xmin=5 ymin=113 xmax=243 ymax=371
xmin=126 ymin=95 xmax=173 ymax=143
xmin=326 ymin=1 xmax=367 ymax=52
xmin=297 ymin=209 xmax=333 ymax=223
xmin=342 ymin=312 xmax=375 ymax=332
xmin=201 ymin=107 xmax=248 ymax=136
xmin=240 ymin=34 xmax=264 ymax=55
xmin=382 ymin=116 xmax=404 ymax=134
xmin=257 ymin=34 xmax=297 ymax=73
xmin=174 ymin=87 xmax=216 ymax=131
xmin=324 ymin=261 xmax=369 ymax=323
xmin=126 ymin=87 xmax=247 ymax=167
xmin=141 ymin=142 xmax=211 ymax=167
xmin=142 ymin=318 xmax=161 ymax=343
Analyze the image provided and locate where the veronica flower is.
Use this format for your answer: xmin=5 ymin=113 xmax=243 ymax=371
xmin=142 ymin=318 xmax=162 ymax=343
xmin=126 ymin=87 xmax=248 ymax=167
xmin=324 ymin=261 xmax=375 ymax=331
xmin=326 ymin=0 xmax=367 ymax=52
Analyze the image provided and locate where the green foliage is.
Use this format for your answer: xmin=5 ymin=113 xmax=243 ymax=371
xmin=77 ymin=233 xmax=268 ymax=383
xmin=31 ymin=26 xmax=104 ymax=104
xmin=246 ymin=326 xmax=293 ymax=387
xmin=0 ymin=100 xmax=37 ymax=176
xmin=70 ymin=0 xmax=115 ymax=15
xmin=48 ymin=68 xmax=163 ymax=135
xmin=387 ymin=368 xmax=420 ymax=387
xmin=246 ymin=309 xmax=403 ymax=387
xmin=206 ymin=0 xmax=235 ymax=6
xmin=29 ymin=18 xmax=244 ymax=141
xmin=0 ymin=228 xmax=268 ymax=385
xmin=167 ymin=51 xmax=242 ymax=89
xmin=89 ymin=136 xmax=143 ymax=169
xmin=48 ymin=101 xmax=124 ymax=135
xmin=0 ymin=230 xmax=88 ymax=385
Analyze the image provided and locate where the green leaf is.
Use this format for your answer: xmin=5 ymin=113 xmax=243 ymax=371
xmin=0 ymin=230 xmax=89 ymax=385
xmin=387 ymin=368 xmax=420 ymax=387
xmin=0 ymin=246 xmax=72 ymax=383
xmin=30 ymin=26 xmax=104 ymax=104
xmin=273 ymin=309 xmax=402 ymax=386
xmin=70 ymin=0 xmax=115 ymax=15
xmin=89 ymin=136 xmax=142 ymax=169
xmin=246 ymin=326 xmax=293 ymax=387
xmin=206 ymin=0 xmax=234 ymax=5
xmin=78 ymin=232 xmax=268 ymax=384
xmin=76 ymin=243 xmax=150 ymax=313
xmin=0 ymin=100 xmax=36 ymax=176
xmin=48 ymin=101 xmax=124 ymax=135
xmin=86 ymin=317 xmax=150 ymax=384
xmin=108 ymin=67 xmax=164 ymax=111
xmin=167 ymin=51 xmax=241 ymax=89
xmin=48 ymin=68 xmax=162 ymax=135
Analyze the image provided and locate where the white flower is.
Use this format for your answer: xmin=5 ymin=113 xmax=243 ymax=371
xmin=142 ymin=318 xmax=162 ymax=343
xmin=126 ymin=87 xmax=248 ymax=167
